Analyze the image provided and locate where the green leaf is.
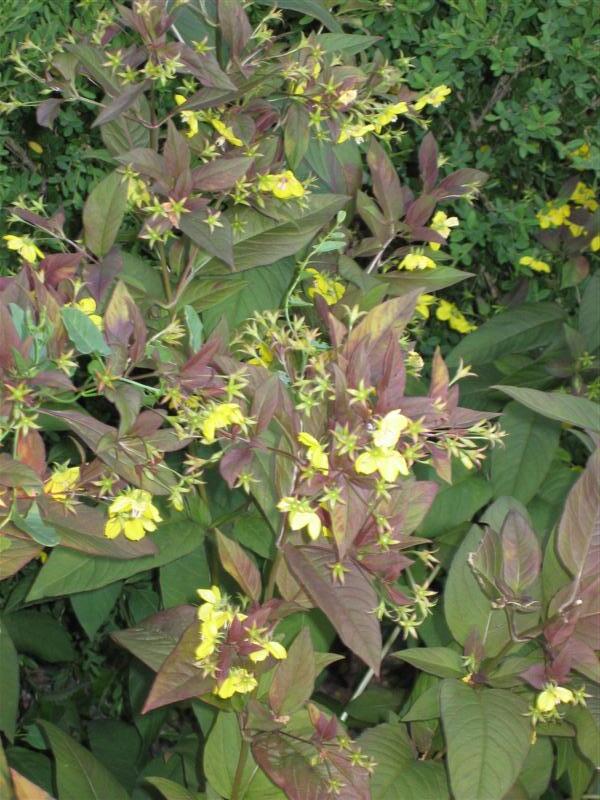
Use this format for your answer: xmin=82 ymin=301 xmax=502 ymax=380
xmin=71 ymin=582 xmax=123 ymax=639
xmin=419 ymin=471 xmax=492 ymax=538
xmin=360 ymin=722 xmax=449 ymax=800
xmin=440 ymin=680 xmax=531 ymax=800
xmin=579 ymin=273 xmax=600 ymax=353
xmin=402 ymin=684 xmax=440 ymax=722
xmin=82 ymin=171 xmax=128 ymax=257
xmin=3 ymin=610 xmax=75 ymax=662
xmin=0 ymin=624 xmax=18 ymax=741
xmin=204 ymin=712 xmax=284 ymax=799
xmin=385 ymin=266 xmax=473 ymax=295
xmin=444 ymin=526 xmax=510 ymax=657
xmin=494 ymin=386 xmax=600 ymax=432
xmin=27 ymin=520 xmax=204 ymax=601
xmin=315 ymin=33 xmax=381 ymax=55
xmin=514 ymin=736 xmax=553 ymax=799
xmin=62 ymin=307 xmax=111 ymax=356
xmin=38 ymin=720 xmax=129 ymax=800
xmin=13 ymin=503 xmax=61 ymax=547
xmin=112 ymin=605 xmax=197 ymax=673
xmin=88 ymin=720 xmax=141 ymax=792
xmin=184 ymin=305 xmax=204 ymax=353
xmin=253 ymin=0 xmax=341 ymax=31
xmin=160 ymin=544 xmax=210 ymax=608
xmin=145 ymin=777 xmax=197 ymax=800
xmin=447 ymin=303 xmax=565 ymax=367
xmin=565 ymin=705 xmax=599 ymax=768
xmin=393 ymin=647 xmax=465 ymax=679
xmin=491 ymin=402 xmax=561 ymax=504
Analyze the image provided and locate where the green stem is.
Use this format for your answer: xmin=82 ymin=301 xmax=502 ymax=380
xmin=231 ymin=734 xmax=250 ymax=800
xmin=264 ymin=549 xmax=283 ymax=602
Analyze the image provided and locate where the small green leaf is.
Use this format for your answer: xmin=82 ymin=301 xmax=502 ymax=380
xmin=183 ymin=305 xmax=204 ymax=353
xmin=393 ymin=647 xmax=465 ymax=679
xmin=62 ymin=307 xmax=111 ymax=356
xmin=82 ymin=171 xmax=128 ymax=257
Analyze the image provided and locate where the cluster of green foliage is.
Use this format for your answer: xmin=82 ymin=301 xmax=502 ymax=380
xmin=0 ymin=2 xmax=598 ymax=800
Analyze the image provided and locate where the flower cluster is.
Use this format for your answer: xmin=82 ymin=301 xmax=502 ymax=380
xmin=194 ymin=587 xmax=286 ymax=699
xmin=415 ymin=294 xmax=476 ymax=335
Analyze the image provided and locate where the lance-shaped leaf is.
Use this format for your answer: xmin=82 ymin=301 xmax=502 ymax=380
xmin=500 ymin=511 xmax=542 ymax=597
xmin=38 ymin=721 xmax=129 ymax=800
xmin=215 ymin=529 xmax=261 ymax=601
xmin=82 ymin=171 xmax=128 ymax=258
xmin=557 ymin=449 xmax=600 ymax=585
xmin=253 ymin=730 xmax=370 ymax=800
xmin=367 ymin=139 xmax=403 ymax=222
xmin=92 ymin=81 xmax=149 ymax=127
xmin=468 ymin=527 xmax=502 ymax=599
xmin=393 ymin=647 xmax=465 ymax=679
xmin=180 ymin=208 xmax=234 ymax=267
xmin=191 ymin=156 xmax=252 ymax=192
xmin=141 ymin=621 xmax=212 ymax=712
xmin=347 ymin=292 xmax=420 ymax=354
xmin=269 ymin=628 xmax=316 ymax=715
xmin=284 ymin=544 xmax=382 ymax=673
xmin=0 ymin=530 xmax=42 ymax=580
xmin=61 ymin=307 xmax=111 ymax=357
xmin=419 ymin=133 xmax=439 ymax=193
xmin=440 ymin=680 xmax=531 ymax=800
xmin=495 ymin=386 xmax=600 ymax=433
xmin=112 ymin=605 xmax=197 ymax=672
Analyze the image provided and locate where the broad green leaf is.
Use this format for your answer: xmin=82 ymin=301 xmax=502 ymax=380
xmin=393 ymin=647 xmax=464 ymax=679
xmin=160 ymin=545 xmax=210 ymax=608
xmin=385 ymin=266 xmax=473 ymax=295
xmin=71 ymin=582 xmax=123 ymax=639
xmin=62 ymin=307 xmax=111 ymax=356
xmin=440 ymin=680 xmax=530 ymax=800
xmin=253 ymin=0 xmax=341 ymax=31
xmin=515 ymin=738 xmax=554 ymax=799
xmin=360 ymin=722 xmax=449 ymax=800
xmin=3 ymin=611 xmax=75 ymax=662
xmin=565 ymin=705 xmax=599 ymax=768
xmin=419 ymin=471 xmax=492 ymax=538
xmin=82 ymin=171 xmax=128 ymax=257
xmin=27 ymin=520 xmax=204 ymax=601
xmin=491 ymin=402 xmax=561 ymax=504
xmin=0 ymin=625 xmax=18 ymax=741
xmin=579 ymin=273 xmax=600 ymax=353
xmin=12 ymin=503 xmax=60 ymax=547
xmin=180 ymin=209 xmax=233 ymax=267
xmin=184 ymin=305 xmax=204 ymax=353
xmin=495 ymin=386 xmax=600 ymax=432
xmin=204 ymin=712 xmax=284 ymax=799
xmin=402 ymin=684 xmax=440 ymax=722
xmin=444 ymin=526 xmax=510 ymax=656
xmin=315 ymin=33 xmax=381 ymax=55
xmin=202 ymin=259 xmax=292 ymax=332
xmin=447 ymin=303 xmax=565 ymax=367
xmin=38 ymin=721 xmax=129 ymax=800
xmin=225 ymin=194 xmax=347 ymax=270
xmin=88 ymin=720 xmax=140 ymax=792
xmin=145 ymin=777 xmax=197 ymax=800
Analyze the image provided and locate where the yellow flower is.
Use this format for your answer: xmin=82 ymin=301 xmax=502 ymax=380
xmin=590 ymin=235 xmax=600 ymax=252
xmin=104 ymin=488 xmax=162 ymax=541
xmin=568 ymin=222 xmax=585 ymax=238
xmin=216 ymin=667 xmax=257 ymax=699
xmin=536 ymin=683 xmax=575 ymax=714
xmin=277 ymin=497 xmax=322 ymax=540
xmin=298 ymin=431 xmax=329 ymax=473
xmin=536 ymin=204 xmax=570 ymax=229
xmin=355 ymin=447 xmax=409 ymax=483
xmin=436 ymin=299 xmax=476 ymax=334
xmin=337 ymin=88 xmax=358 ymax=106
xmin=398 ymin=251 xmax=436 ymax=271
xmin=3 ymin=234 xmax=44 ymax=263
xmin=28 ymin=141 xmax=43 ymax=155
xmin=429 ymin=210 xmax=459 ymax=250
xmin=519 ymin=256 xmax=551 ymax=274
xmin=570 ymin=182 xmax=598 ymax=212
xmin=306 ymin=267 xmax=345 ymax=305
xmin=416 ymin=293 xmax=436 ymax=319
xmin=414 ymin=85 xmax=451 ymax=111
xmin=128 ymin=176 xmax=151 ymax=207
xmin=73 ymin=296 xmax=103 ymax=330
xmin=247 ymin=343 xmax=274 ymax=367
xmin=44 ymin=465 xmax=80 ymax=501
xmin=174 ymin=94 xmax=202 ymax=138
xmin=372 ymin=410 xmax=409 ymax=449
xmin=209 ymin=117 xmax=243 ymax=147
xmin=373 ymin=101 xmax=409 ymax=132
xmin=570 ymin=142 xmax=590 ymax=159
xmin=201 ymin=402 xmax=246 ymax=444
xmin=337 ymin=121 xmax=375 ymax=143
xmin=248 ymin=639 xmax=287 ymax=663
xmin=258 ymin=170 xmax=305 ymax=200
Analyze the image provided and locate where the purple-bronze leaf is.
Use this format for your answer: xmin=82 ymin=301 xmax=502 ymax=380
xmin=112 ymin=605 xmax=197 ymax=672
xmin=367 ymin=138 xmax=403 ymax=222
xmin=500 ymin=511 xmax=542 ymax=596
xmin=557 ymin=449 xmax=600 ymax=586
xmin=215 ymin=529 xmax=262 ymax=602
xmin=284 ymin=544 xmax=382 ymax=674
xmin=269 ymin=627 xmax=316 ymax=716
xmin=418 ymin=132 xmax=439 ymax=193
